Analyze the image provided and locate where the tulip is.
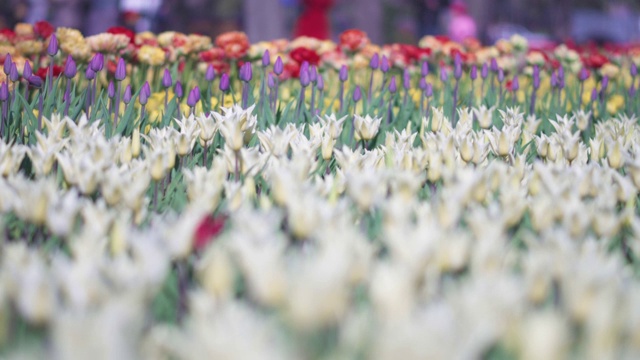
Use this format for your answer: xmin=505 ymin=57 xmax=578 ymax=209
xmin=3 ymin=54 xmax=11 ymax=76
xmin=0 ymin=82 xmax=7 ymax=136
xmin=123 ymin=84 xmax=132 ymax=104
xmin=219 ymin=73 xmax=229 ymax=110
xmin=339 ymin=65 xmax=348 ymax=112
xmin=140 ymin=81 xmax=150 ymax=121
xmin=421 ymin=60 xmax=429 ymax=77
xmin=162 ymin=68 xmax=172 ymax=108
xmin=187 ymin=86 xmax=201 ymax=115
xmin=239 ymin=62 xmax=252 ymax=109
xmin=274 ymin=56 xmax=284 ymax=75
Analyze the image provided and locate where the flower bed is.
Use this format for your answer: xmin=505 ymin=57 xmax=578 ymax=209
xmin=0 ymin=21 xmax=639 ymax=358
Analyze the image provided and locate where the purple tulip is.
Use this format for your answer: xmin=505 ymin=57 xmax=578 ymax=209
xmin=28 ymin=75 xmax=43 ymax=88
xmin=123 ymin=84 xmax=132 ymax=104
xmin=0 ymin=82 xmax=8 ymax=101
xmin=440 ymin=67 xmax=448 ymax=82
xmin=175 ymin=81 xmax=183 ymax=98
xmin=421 ymin=61 xmax=429 ymax=77
xmin=470 ymin=65 xmax=477 ymax=80
xmin=267 ymin=72 xmax=275 ymax=88
xmin=601 ymin=76 xmax=609 ymax=91
xmin=142 ymin=82 xmax=151 ymax=98
xmin=370 ymin=53 xmax=379 ymax=69
xmin=419 ymin=77 xmax=427 ymax=90
xmin=187 ymin=86 xmax=200 ymax=107
xmin=3 ymin=54 xmax=11 ymax=75
xmin=381 ymin=56 xmax=389 ymax=73
xmin=490 ymin=58 xmax=498 ymax=72
xmin=403 ymin=68 xmax=411 ymax=90
xmin=274 ymin=56 xmax=284 ymax=75
xmin=453 ymin=53 xmax=463 ymax=80
xmin=299 ymin=66 xmax=310 ymax=87
xmin=47 ymin=34 xmax=58 ymax=57
xmin=533 ymin=65 xmax=540 ymax=89
xmin=90 ymin=53 xmax=104 ymax=72
xmin=512 ymin=75 xmax=519 ymax=91
xmin=85 ymin=67 xmax=95 ymax=80
xmin=219 ymin=73 xmax=230 ymax=92
xmin=551 ymin=71 xmax=558 ymax=88
xmin=425 ymin=83 xmax=433 ymax=97
xmin=115 ymin=58 xmax=126 ymax=81
xmin=389 ymin=76 xmax=397 ymax=93
xmin=497 ymin=68 xmax=504 ymax=83
xmin=481 ymin=63 xmax=489 ymax=79
xmin=579 ymin=67 xmax=589 ymax=82
xmin=317 ymin=73 xmax=324 ymax=90
xmin=64 ymin=55 xmax=76 ymax=79
xmin=262 ymin=49 xmax=270 ymax=67
xmin=590 ymin=87 xmax=598 ymax=102
xmin=9 ymin=63 xmax=18 ymax=82
xmin=632 ymin=62 xmax=638 ymax=77
xmin=353 ymin=86 xmax=362 ymax=102
xmin=339 ymin=65 xmax=348 ymax=82
xmin=205 ymin=64 xmax=215 ymax=82
xmin=162 ymin=68 xmax=173 ymax=88
xmin=107 ymin=81 xmax=115 ymax=98
xmin=23 ymin=60 xmax=32 ymax=79
xmin=239 ymin=62 xmax=252 ymax=82
xmin=309 ymin=65 xmax=318 ymax=83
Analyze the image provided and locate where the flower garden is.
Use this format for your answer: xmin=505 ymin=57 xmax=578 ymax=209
xmin=0 ymin=21 xmax=639 ymax=358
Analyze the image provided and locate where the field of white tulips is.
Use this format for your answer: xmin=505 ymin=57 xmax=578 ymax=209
xmin=0 ymin=104 xmax=638 ymax=359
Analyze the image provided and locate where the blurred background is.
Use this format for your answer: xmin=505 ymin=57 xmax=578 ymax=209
xmin=0 ymin=0 xmax=638 ymax=45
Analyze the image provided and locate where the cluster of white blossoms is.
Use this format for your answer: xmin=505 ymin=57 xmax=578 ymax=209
xmin=1 ymin=105 xmax=640 ymax=359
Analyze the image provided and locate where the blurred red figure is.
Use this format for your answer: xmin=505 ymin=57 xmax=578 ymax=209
xmin=294 ymin=0 xmax=334 ymax=40
xmin=448 ymin=1 xmax=477 ymax=43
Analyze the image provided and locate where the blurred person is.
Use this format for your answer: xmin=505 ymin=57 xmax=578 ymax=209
xmin=415 ymin=0 xmax=450 ymax=36
xmin=293 ymin=0 xmax=334 ymax=39
xmin=447 ymin=0 xmax=476 ymax=42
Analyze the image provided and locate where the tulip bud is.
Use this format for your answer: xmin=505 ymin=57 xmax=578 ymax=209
xmin=512 ymin=75 xmax=519 ymax=91
xmin=267 ymin=72 xmax=275 ymax=89
xmin=425 ymin=83 xmax=433 ymax=97
xmin=419 ymin=77 xmax=427 ymax=90
xmin=403 ymin=68 xmax=410 ymax=90
xmin=85 ymin=67 xmax=95 ymax=80
xmin=490 ymin=58 xmax=498 ymax=72
xmin=533 ymin=65 xmax=540 ymax=89
xmin=115 ymin=58 xmax=126 ymax=81
xmin=353 ymin=86 xmax=362 ymax=102
xmin=90 ymin=53 xmax=104 ymax=72
xmin=47 ymin=34 xmax=58 ymax=56
xmin=381 ymin=55 xmax=389 ymax=73
xmin=162 ymin=68 xmax=172 ymax=88
xmin=470 ymin=64 xmax=477 ymax=80
xmin=274 ymin=56 xmax=284 ymax=75
xmin=123 ymin=84 xmax=132 ymax=104
xmin=481 ymin=63 xmax=489 ymax=79
xmin=187 ymin=86 xmax=200 ymax=107
xmin=139 ymin=82 xmax=150 ymax=105
xmin=453 ymin=53 xmax=462 ymax=80
xmin=316 ymin=73 xmax=324 ymax=90
xmin=175 ymin=81 xmax=183 ymax=98
xmin=601 ymin=76 xmax=609 ymax=91
xmin=339 ymin=65 xmax=348 ymax=82
xmin=107 ymin=81 xmax=115 ymax=98
xmin=309 ymin=65 xmax=317 ymax=83
xmin=497 ymin=68 xmax=504 ymax=83
xmin=23 ymin=60 xmax=32 ymax=78
xmin=239 ymin=62 xmax=252 ymax=82
xmin=63 ymin=55 xmax=76 ymax=79
xmin=590 ymin=87 xmax=598 ymax=102
xmin=299 ymin=67 xmax=310 ymax=87
xmin=28 ymin=75 xmax=43 ymax=88
xmin=631 ymin=62 xmax=638 ymax=77
xmin=9 ymin=62 xmax=18 ymax=82
xmin=262 ymin=49 xmax=270 ymax=67
xmin=389 ymin=76 xmax=397 ymax=93
xmin=421 ymin=60 xmax=429 ymax=77
xmin=440 ymin=67 xmax=448 ymax=82
xmin=579 ymin=67 xmax=589 ymax=82
xmin=219 ymin=73 xmax=230 ymax=92
xmin=370 ymin=53 xmax=379 ymax=69
xmin=3 ymin=53 xmax=11 ymax=75
xmin=550 ymin=72 xmax=558 ymax=88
